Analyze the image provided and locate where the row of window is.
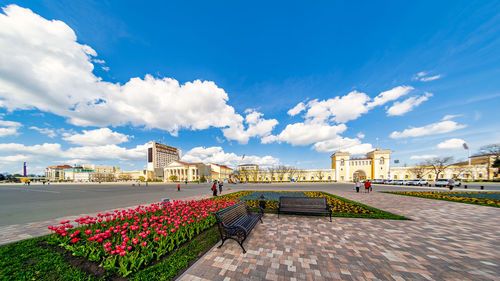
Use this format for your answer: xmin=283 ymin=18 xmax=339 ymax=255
xmin=241 ymin=176 xmax=333 ymax=181
xmin=393 ymin=173 xmax=484 ymax=179
xmin=340 ymin=157 xmax=384 ymax=166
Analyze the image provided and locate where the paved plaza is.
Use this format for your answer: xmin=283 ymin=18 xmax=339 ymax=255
xmin=180 ymin=190 xmax=500 ymax=281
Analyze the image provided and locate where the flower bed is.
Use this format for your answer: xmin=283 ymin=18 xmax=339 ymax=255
xmin=220 ymin=191 xmax=407 ymax=219
xmin=385 ymin=191 xmax=500 ymax=207
xmin=47 ymin=198 xmax=238 ymax=277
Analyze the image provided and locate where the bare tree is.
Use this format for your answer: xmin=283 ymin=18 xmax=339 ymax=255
xmin=314 ymin=170 xmax=325 ymax=182
xmin=479 ymin=143 xmax=500 ymax=157
xmin=275 ymin=165 xmax=294 ymax=182
xmin=296 ymin=169 xmax=306 ymax=182
xmin=408 ymin=164 xmax=429 ymax=179
xmin=424 ymin=157 xmax=454 ymax=181
xmin=288 ymin=167 xmax=298 ymax=182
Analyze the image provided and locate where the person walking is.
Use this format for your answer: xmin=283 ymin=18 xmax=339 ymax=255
xmin=364 ymin=180 xmax=371 ymax=193
xmin=212 ymin=182 xmax=218 ymax=196
xmin=218 ymin=181 xmax=223 ymax=194
xmin=355 ymin=180 xmax=360 ymax=193
xmin=177 ymin=183 xmax=180 ymax=191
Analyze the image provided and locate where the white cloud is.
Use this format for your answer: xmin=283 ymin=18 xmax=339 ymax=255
xmin=0 ymin=120 xmax=22 ymax=137
xmin=101 ymin=66 xmax=110 ymax=71
xmin=390 ymin=120 xmax=466 ymax=139
xmin=182 ymin=146 xmax=279 ymax=167
xmin=442 ymin=114 xmax=461 ymax=121
xmin=222 ymin=110 xmax=278 ymax=144
xmin=29 ymin=126 xmax=56 ymax=138
xmin=420 ymin=75 xmax=441 ymax=82
xmin=0 ymin=5 xmax=269 ymax=143
xmin=356 ymin=132 xmax=365 ymax=139
xmin=386 ymin=92 xmax=432 ymax=116
xmin=312 ymin=136 xmax=374 ymax=154
xmin=92 ymin=59 xmax=105 ymax=64
xmin=63 ymin=128 xmax=130 ymax=146
xmin=410 ymin=154 xmax=438 ymax=160
xmin=261 ymin=122 xmax=347 ymax=146
xmin=413 ymin=72 xmax=442 ymax=82
xmin=436 ymin=138 xmax=466 ymax=150
xmin=287 ymin=102 xmax=306 ymax=116
xmin=367 ymin=86 xmax=414 ymax=109
xmin=305 ymin=91 xmax=371 ymax=123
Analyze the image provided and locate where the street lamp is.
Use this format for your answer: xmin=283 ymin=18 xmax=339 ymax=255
xmin=463 ymin=142 xmax=470 ymax=166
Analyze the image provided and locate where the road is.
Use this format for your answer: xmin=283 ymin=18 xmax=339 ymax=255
xmin=0 ymin=182 xmax=498 ymax=226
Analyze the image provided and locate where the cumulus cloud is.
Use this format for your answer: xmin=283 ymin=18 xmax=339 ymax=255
xmin=356 ymin=132 xmax=365 ymax=139
xmin=287 ymin=102 xmax=306 ymax=116
xmin=390 ymin=120 xmax=466 ymax=139
xmin=182 ymin=146 xmax=279 ymax=167
xmin=436 ymin=138 xmax=466 ymax=149
xmin=63 ymin=128 xmax=130 ymax=146
xmin=442 ymin=114 xmax=461 ymax=121
xmin=413 ymin=72 xmax=442 ymax=82
xmin=0 ymin=120 xmax=22 ymax=137
xmin=410 ymin=154 xmax=438 ymax=160
xmin=0 ymin=5 xmax=269 ymax=143
xmin=29 ymin=126 xmax=57 ymax=138
xmin=312 ymin=136 xmax=374 ymax=154
xmin=222 ymin=110 xmax=278 ymax=144
xmin=305 ymin=91 xmax=371 ymax=123
xmin=261 ymin=123 xmax=347 ymax=146
xmin=386 ymin=92 xmax=432 ymax=116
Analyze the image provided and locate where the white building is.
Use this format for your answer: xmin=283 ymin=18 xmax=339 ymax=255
xmin=63 ymin=167 xmax=94 ymax=182
xmin=147 ymin=141 xmax=181 ymax=179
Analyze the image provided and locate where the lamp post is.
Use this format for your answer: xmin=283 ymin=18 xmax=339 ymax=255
xmin=463 ymin=143 xmax=470 ymax=166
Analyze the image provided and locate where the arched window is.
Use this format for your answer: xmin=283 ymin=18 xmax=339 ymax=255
xmin=380 ymin=157 xmax=384 ymax=165
xmin=328 ymin=176 xmax=331 ymax=180
xmin=340 ymin=159 xmax=344 ymax=166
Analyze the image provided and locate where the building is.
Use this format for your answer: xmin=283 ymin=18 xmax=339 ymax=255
xmin=45 ymin=165 xmax=72 ymax=181
xmin=147 ymin=141 xmax=181 ymax=180
xmin=82 ymin=164 xmax=120 ymax=174
xmin=390 ymin=154 xmax=498 ymax=181
xmin=63 ymin=167 xmax=94 ymax=182
xmin=115 ymin=170 xmax=148 ymax=181
xmin=331 ymin=149 xmax=391 ymax=181
xmin=209 ymin=163 xmax=235 ymax=182
xmin=164 ymin=161 xmax=209 ymax=182
xmin=237 ymin=164 xmax=335 ymax=182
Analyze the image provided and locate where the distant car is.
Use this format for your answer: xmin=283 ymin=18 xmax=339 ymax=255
xmin=392 ymin=180 xmax=403 ymax=185
xmin=435 ymin=179 xmax=454 ymax=187
xmin=454 ymin=179 xmax=461 ymax=186
xmin=417 ymin=179 xmax=429 ymax=185
xmin=372 ymin=179 xmax=384 ymax=184
xmin=384 ymin=180 xmax=393 ymax=184
xmin=407 ymin=179 xmax=419 ymax=186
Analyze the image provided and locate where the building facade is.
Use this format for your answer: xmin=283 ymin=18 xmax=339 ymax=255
xmin=331 ymin=149 xmax=391 ymax=181
xmin=237 ymin=164 xmax=335 ymax=182
xmin=63 ymin=168 xmax=94 ymax=182
xmin=164 ymin=161 xmax=208 ymax=182
xmin=45 ymin=165 xmax=72 ymax=181
xmin=147 ymin=141 xmax=181 ymax=180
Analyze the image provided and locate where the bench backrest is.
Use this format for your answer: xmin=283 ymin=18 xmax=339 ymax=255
xmin=216 ymin=201 xmax=248 ymax=226
xmin=279 ymin=197 xmax=327 ymax=209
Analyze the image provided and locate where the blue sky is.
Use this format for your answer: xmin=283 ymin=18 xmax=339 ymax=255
xmin=0 ymin=0 xmax=499 ymax=175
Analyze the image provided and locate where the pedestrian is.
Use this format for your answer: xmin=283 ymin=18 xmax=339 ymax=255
xmin=177 ymin=183 xmax=180 ymax=191
xmin=364 ymin=180 xmax=371 ymax=193
xmin=185 ymin=180 xmax=187 ymax=185
xmin=219 ymin=181 xmax=223 ymax=194
xmin=355 ymin=180 xmax=360 ymax=193
xmin=447 ymin=179 xmax=455 ymax=190
xmin=212 ymin=182 xmax=218 ymax=196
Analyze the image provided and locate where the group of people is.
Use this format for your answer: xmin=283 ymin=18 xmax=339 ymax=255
xmin=354 ymin=180 xmax=372 ymax=193
xmin=211 ymin=180 xmax=223 ymax=196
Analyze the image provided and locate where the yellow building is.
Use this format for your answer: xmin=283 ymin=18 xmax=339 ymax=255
xmin=237 ymin=164 xmax=335 ymax=182
xmin=390 ymin=154 xmax=498 ymax=181
xmin=45 ymin=165 xmax=72 ymax=181
xmin=331 ymin=149 xmax=391 ymax=181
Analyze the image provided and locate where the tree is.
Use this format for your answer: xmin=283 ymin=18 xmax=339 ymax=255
xmin=275 ymin=165 xmax=293 ymax=182
xmin=169 ymin=175 xmax=178 ymax=182
xmin=287 ymin=167 xmax=298 ymax=182
xmin=314 ymin=170 xmax=325 ymax=181
xmin=138 ymin=176 xmax=145 ymax=182
xmin=408 ymin=164 xmax=429 ymax=179
xmin=118 ymin=174 xmax=132 ymax=181
xmin=268 ymin=167 xmax=277 ymax=183
xmin=479 ymin=143 xmax=500 ymax=157
xmin=424 ymin=157 xmax=454 ymax=181
xmin=0 ymin=174 xmax=5 ymax=181
xmin=200 ymin=175 xmax=206 ymax=183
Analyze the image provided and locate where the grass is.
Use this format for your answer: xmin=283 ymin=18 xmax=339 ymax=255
xmin=384 ymin=191 xmax=500 ymax=208
xmin=219 ymin=190 xmax=408 ymax=220
xmin=0 ymin=227 xmax=220 ymax=281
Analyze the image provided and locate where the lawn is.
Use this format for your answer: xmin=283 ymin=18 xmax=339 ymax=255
xmin=384 ymin=191 xmax=500 ymax=208
xmin=220 ymin=190 xmax=408 ymax=220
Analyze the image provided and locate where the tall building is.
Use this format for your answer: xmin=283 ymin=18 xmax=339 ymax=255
xmin=147 ymin=141 xmax=181 ymax=179
xmin=45 ymin=165 xmax=72 ymax=181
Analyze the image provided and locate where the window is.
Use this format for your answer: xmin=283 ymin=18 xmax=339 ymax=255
xmin=328 ymin=176 xmax=331 ymax=180
xmin=405 ymin=175 xmax=409 ymax=179
xmin=440 ymin=174 xmax=444 ymax=178
xmin=303 ymin=177 xmax=306 ymax=180
xmin=380 ymin=157 xmax=384 ymax=165
xmin=479 ymin=173 xmax=483 ymax=178
xmin=340 ymin=159 xmax=344 ymax=166
xmin=341 ymin=176 xmax=344 ymax=180
xmin=394 ymin=175 xmax=398 ymax=179
xmin=428 ymin=174 xmax=432 ymax=179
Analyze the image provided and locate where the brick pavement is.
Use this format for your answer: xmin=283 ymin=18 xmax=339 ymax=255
xmin=180 ymin=190 xmax=500 ymax=281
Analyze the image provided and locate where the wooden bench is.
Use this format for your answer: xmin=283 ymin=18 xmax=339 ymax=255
xmin=215 ymin=201 xmax=263 ymax=253
xmin=278 ymin=197 xmax=332 ymax=222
